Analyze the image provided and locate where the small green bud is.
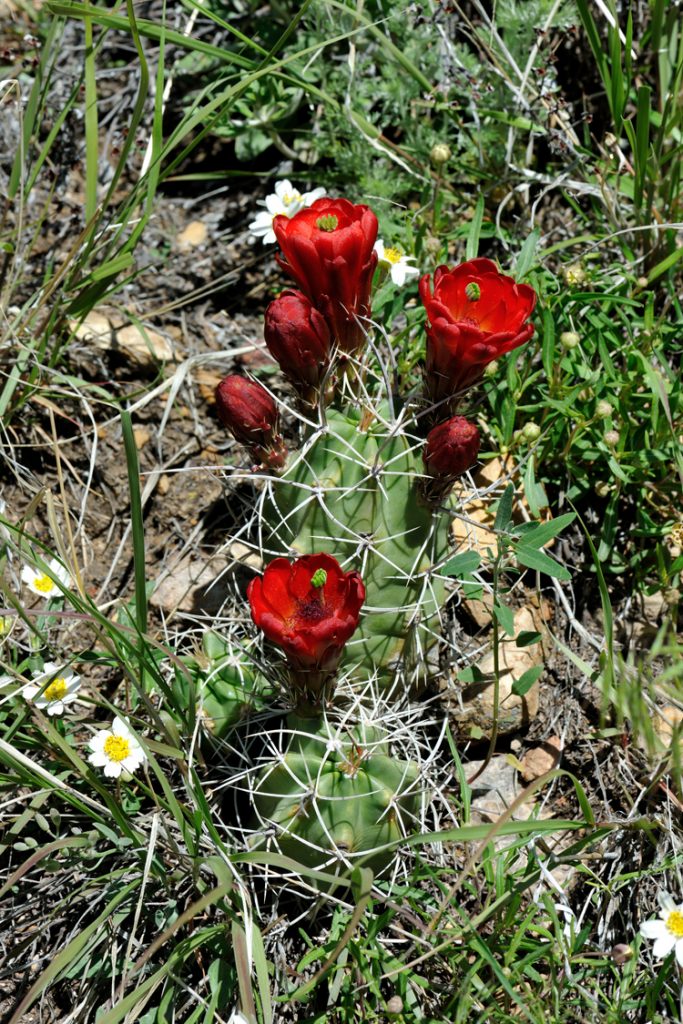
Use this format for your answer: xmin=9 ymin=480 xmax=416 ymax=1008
xmin=465 ymin=282 xmax=481 ymax=301
xmin=563 ymin=264 xmax=586 ymax=287
xmin=604 ymin=430 xmax=620 ymax=447
xmin=310 ymin=568 xmax=328 ymax=588
xmin=595 ymin=481 xmax=611 ymax=497
xmin=430 ymin=143 xmax=451 ymax=166
xmin=596 ymin=400 xmax=612 ymax=418
xmin=315 ymin=214 xmax=338 ymax=232
xmin=0 ymin=615 xmax=11 ymax=636
xmin=560 ymin=331 xmax=580 ymax=349
xmin=521 ymin=422 xmax=541 ymax=442
xmin=484 ymin=360 xmax=499 ymax=377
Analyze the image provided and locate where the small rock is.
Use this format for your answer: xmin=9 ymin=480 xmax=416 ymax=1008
xmin=519 ymin=735 xmax=562 ymax=782
xmin=133 ymin=427 xmax=151 ymax=450
xmin=157 ymin=474 xmax=171 ymax=495
xmin=71 ymin=310 xmax=176 ymax=366
xmin=150 ymin=555 xmax=231 ymax=616
xmin=176 ymin=220 xmax=208 ymax=250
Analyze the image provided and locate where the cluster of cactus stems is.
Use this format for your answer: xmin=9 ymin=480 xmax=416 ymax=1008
xmin=195 ymin=194 xmax=537 ymax=873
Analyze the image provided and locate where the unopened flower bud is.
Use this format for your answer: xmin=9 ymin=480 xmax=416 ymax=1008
xmin=610 ymin=943 xmax=633 ymax=965
xmin=386 ymin=995 xmax=404 ymax=1015
xmin=604 ymin=430 xmax=620 ymax=447
xmin=521 ymin=421 xmax=541 ymax=442
xmin=424 ymin=417 xmax=480 ymax=478
xmin=595 ymin=481 xmax=611 ymax=497
xmin=484 ymin=360 xmax=500 ymax=377
xmin=430 ymin=143 xmax=451 ymax=166
xmin=578 ymin=387 xmax=592 ymax=402
xmin=596 ymin=400 xmax=612 ymax=418
xmin=560 ymin=331 xmax=580 ymax=350
xmin=264 ymin=290 xmax=332 ymax=392
xmin=637 ymin=276 xmax=648 ymax=288
xmin=215 ymin=375 xmax=286 ymax=469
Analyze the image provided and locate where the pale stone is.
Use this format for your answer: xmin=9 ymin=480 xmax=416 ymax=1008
xmin=133 ymin=427 xmax=151 ymax=450
xmin=444 ymin=606 xmax=544 ymax=736
xmin=519 ymin=735 xmax=562 ymax=782
xmin=71 ymin=310 xmax=175 ymax=366
xmin=176 ymin=220 xmax=208 ymax=249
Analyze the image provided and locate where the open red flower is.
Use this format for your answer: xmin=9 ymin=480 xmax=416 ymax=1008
xmin=264 ymin=290 xmax=332 ymax=392
xmin=420 ymin=258 xmax=536 ymax=409
xmin=273 ymin=197 xmax=378 ymax=353
xmin=247 ymin=554 xmax=365 ymax=680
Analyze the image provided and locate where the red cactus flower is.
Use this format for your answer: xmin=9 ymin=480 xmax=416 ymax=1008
xmin=247 ymin=554 xmax=365 ymax=683
xmin=424 ymin=416 xmax=480 ymax=478
xmin=215 ymin=375 xmax=286 ymax=469
xmin=264 ymin=290 xmax=332 ymax=391
xmin=273 ymin=197 xmax=378 ymax=353
xmin=420 ymin=258 xmax=536 ymax=408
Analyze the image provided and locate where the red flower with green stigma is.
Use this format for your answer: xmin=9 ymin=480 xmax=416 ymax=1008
xmin=420 ymin=258 xmax=537 ymax=413
xmin=273 ymin=197 xmax=378 ymax=354
xmin=247 ymin=553 xmax=365 ymax=693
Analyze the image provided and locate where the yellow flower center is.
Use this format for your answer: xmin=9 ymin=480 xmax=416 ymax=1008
xmin=667 ymin=910 xmax=683 ymax=938
xmin=283 ymin=191 xmax=300 ymax=207
xmin=383 ymin=247 xmax=402 ymax=265
xmin=34 ymin=574 xmax=55 ymax=593
xmin=43 ymin=678 xmax=67 ymax=701
xmin=104 ymin=735 xmax=132 ymax=763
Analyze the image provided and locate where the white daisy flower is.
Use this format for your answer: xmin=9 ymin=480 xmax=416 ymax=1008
xmin=23 ymin=662 xmax=81 ymax=716
xmin=640 ymin=892 xmax=683 ymax=965
xmin=249 ymin=179 xmax=327 ymax=244
xmin=373 ymin=239 xmax=420 ymax=287
xmin=21 ymin=557 xmax=72 ymax=598
xmin=88 ymin=717 xmax=147 ymax=779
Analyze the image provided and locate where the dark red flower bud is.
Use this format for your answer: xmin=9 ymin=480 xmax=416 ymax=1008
xmin=273 ymin=197 xmax=378 ymax=353
xmin=264 ymin=290 xmax=332 ymax=391
xmin=247 ymin=553 xmax=365 ymax=695
xmin=215 ymin=375 xmax=286 ymax=469
xmin=424 ymin=417 xmax=480 ymax=478
xmin=420 ymin=258 xmax=536 ymax=411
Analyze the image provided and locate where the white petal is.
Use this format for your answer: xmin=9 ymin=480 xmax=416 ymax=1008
xmin=302 ymin=187 xmax=326 ymax=206
xmin=249 ymin=211 xmax=273 ymax=232
xmin=640 ymin=920 xmax=668 ymax=939
xmin=391 ymin=264 xmax=407 ymax=286
xmin=112 ymin=717 xmax=133 ymax=738
xmin=373 ymin=239 xmax=385 ymax=259
xmin=23 ymin=685 xmax=39 ymax=701
xmin=659 ymin=892 xmax=676 ymax=912
xmin=274 ymin=179 xmax=293 ymax=199
xmin=39 ymin=662 xmax=61 ymax=677
xmin=89 ymin=750 xmax=109 ymax=767
xmin=21 ymin=565 xmax=37 ymax=584
xmin=89 ymin=730 xmax=111 ymax=752
xmin=103 ymin=761 xmax=123 ymax=778
xmin=61 ymin=690 xmax=80 ymax=704
xmin=46 ymin=702 xmax=65 ymax=716
xmin=265 ymin=194 xmax=287 ymax=216
xmin=652 ymin=933 xmax=677 ymax=959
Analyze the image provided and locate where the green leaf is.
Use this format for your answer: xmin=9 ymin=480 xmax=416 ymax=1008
xmin=511 ymin=665 xmax=543 ymax=697
xmin=514 ymin=228 xmax=540 ymax=280
xmin=514 ymin=545 xmax=571 ymax=581
xmin=441 ymin=551 xmax=482 ymax=577
xmin=516 ymin=630 xmax=542 ymax=648
xmin=466 ymin=194 xmax=485 ymax=260
xmin=493 ymin=603 xmax=515 ymax=637
xmin=513 ymin=512 xmax=576 ymax=549
xmin=494 ymin=483 xmax=515 ymax=532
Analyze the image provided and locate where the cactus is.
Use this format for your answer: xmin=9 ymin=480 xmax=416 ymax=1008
xmin=259 ymin=403 xmax=450 ymax=690
xmin=204 ymin=193 xmax=538 ymax=869
xmin=247 ymin=711 xmax=420 ymax=872
xmin=172 ymin=631 xmax=272 ymax=740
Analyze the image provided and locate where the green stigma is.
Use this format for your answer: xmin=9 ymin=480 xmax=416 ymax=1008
xmin=315 ymin=214 xmax=338 ymax=232
xmin=310 ymin=568 xmax=328 ymax=588
xmin=465 ymin=282 xmax=481 ymax=301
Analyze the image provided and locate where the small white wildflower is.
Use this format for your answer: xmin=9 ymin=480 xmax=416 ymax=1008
xmin=88 ymin=717 xmax=147 ymax=779
xmin=23 ymin=662 xmax=81 ymax=716
xmin=640 ymin=892 xmax=683 ymax=965
xmin=249 ymin=179 xmax=327 ymax=244
xmin=373 ymin=239 xmax=420 ymax=287
xmin=21 ymin=558 xmax=72 ymax=598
